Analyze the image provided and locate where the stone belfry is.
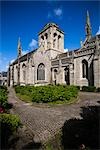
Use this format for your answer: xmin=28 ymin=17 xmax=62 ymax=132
xmin=85 ymin=10 xmax=92 ymax=39
xmin=17 ymin=37 xmax=22 ymax=58
xmin=38 ymin=23 xmax=64 ymax=53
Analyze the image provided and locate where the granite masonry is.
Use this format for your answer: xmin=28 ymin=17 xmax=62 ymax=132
xmin=8 ymin=11 xmax=100 ymax=88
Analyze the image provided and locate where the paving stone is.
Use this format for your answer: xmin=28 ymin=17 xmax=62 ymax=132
xmin=8 ymin=88 xmax=100 ymax=143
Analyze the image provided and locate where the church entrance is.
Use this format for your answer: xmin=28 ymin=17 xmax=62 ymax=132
xmin=64 ymin=66 xmax=70 ymax=85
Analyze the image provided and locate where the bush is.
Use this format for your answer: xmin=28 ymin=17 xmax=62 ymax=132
xmin=0 ymin=113 xmax=21 ymax=149
xmin=0 ymin=113 xmax=21 ymax=131
xmin=82 ymin=86 xmax=96 ymax=92
xmin=0 ymin=85 xmax=7 ymax=91
xmin=76 ymin=86 xmax=80 ymax=90
xmin=15 ymin=85 xmax=79 ymax=103
xmin=0 ymin=86 xmax=8 ymax=108
xmin=96 ymin=87 xmax=100 ymax=92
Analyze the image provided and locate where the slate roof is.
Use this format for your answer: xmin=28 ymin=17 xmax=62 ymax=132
xmin=11 ymin=49 xmax=37 ymax=65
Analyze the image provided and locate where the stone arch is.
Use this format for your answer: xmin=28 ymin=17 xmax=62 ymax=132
xmin=45 ymin=33 xmax=48 ymax=39
xmin=41 ymin=35 xmax=44 ymax=40
xmin=53 ymin=32 xmax=57 ymax=37
xmin=82 ymin=59 xmax=88 ymax=79
xmin=22 ymin=63 xmax=26 ymax=68
xmin=37 ymin=63 xmax=45 ymax=80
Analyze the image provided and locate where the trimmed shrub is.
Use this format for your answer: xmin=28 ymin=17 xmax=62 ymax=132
xmin=15 ymin=85 xmax=79 ymax=103
xmin=82 ymin=86 xmax=96 ymax=92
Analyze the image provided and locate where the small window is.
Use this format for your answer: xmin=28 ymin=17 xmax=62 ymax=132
xmin=58 ymin=35 xmax=61 ymax=39
xmin=54 ymin=33 xmax=57 ymax=37
xmin=45 ymin=33 xmax=48 ymax=39
xmin=41 ymin=35 xmax=44 ymax=40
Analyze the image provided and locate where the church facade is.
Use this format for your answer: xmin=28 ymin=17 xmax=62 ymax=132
xmin=8 ymin=11 xmax=100 ymax=88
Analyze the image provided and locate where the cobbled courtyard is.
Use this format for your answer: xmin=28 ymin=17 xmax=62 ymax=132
xmin=8 ymin=88 xmax=100 ymax=148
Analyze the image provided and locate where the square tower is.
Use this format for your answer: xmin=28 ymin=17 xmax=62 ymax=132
xmin=38 ymin=23 xmax=64 ymax=53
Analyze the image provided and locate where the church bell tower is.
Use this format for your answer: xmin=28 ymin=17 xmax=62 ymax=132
xmin=38 ymin=23 xmax=64 ymax=53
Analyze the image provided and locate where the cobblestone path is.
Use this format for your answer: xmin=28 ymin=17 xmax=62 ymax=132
xmin=8 ymin=88 xmax=100 ymax=143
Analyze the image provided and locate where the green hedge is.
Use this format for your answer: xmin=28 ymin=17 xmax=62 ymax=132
xmin=15 ymin=85 xmax=79 ymax=103
xmin=82 ymin=86 xmax=96 ymax=92
xmin=0 ymin=86 xmax=8 ymax=108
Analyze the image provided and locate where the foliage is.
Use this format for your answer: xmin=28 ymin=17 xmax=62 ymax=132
xmin=0 ymin=113 xmax=21 ymax=149
xmin=15 ymin=85 xmax=79 ymax=104
xmin=0 ymin=113 xmax=21 ymax=131
xmin=82 ymin=86 xmax=96 ymax=92
xmin=0 ymin=86 xmax=8 ymax=108
xmin=96 ymin=87 xmax=100 ymax=92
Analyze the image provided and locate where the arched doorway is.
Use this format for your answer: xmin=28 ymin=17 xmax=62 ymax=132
xmin=64 ymin=66 xmax=70 ymax=85
xmin=54 ymin=69 xmax=57 ymax=85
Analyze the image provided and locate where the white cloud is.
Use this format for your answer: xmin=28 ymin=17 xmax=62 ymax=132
xmin=96 ymin=26 xmax=100 ymax=35
xmin=64 ymin=48 xmax=68 ymax=52
xmin=54 ymin=8 xmax=62 ymax=16
xmin=22 ymin=50 xmax=28 ymax=55
xmin=29 ymin=39 xmax=38 ymax=49
xmin=0 ymin=52 xmax=9 ymax=72
xmin=6 ymin=65 xmax=9 ymax=70
xmin=10 ymin=59 xmax=15 ymax=64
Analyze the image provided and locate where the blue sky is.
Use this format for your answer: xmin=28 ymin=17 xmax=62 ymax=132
xmin=0 ymin=0 xmax=100 ymax=71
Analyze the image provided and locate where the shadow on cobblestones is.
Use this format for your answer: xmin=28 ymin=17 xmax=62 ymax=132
xmin=62 ymin=105 xmax=100 ymax=149
xmin=22 ymin=141 xmax=42 ymax=150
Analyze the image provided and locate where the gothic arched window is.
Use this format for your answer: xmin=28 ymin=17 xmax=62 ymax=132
xmin=54 ymin=33 xmax=57 ymax=37
xmin=45 ymin=33 xmax=48 ymax=39
xmin=58 ymin=35 xmax=61 ymax=49
xmin=37 ymin=63 xmax=45 ymax=80
xmin=82 ymin=60 xmax=88 ymax=79
xmin=22 ymin=63 xmax=26 ymax=81
xmin=41 ymin=35 xmax=44 ymax=40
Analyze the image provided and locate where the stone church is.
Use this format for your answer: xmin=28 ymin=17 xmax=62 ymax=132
xmin=8 ymin=11 xmax=100 ymax=88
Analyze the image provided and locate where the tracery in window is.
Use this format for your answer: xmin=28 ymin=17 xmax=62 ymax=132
xmin=37 ymin=63 xmax=45 ymax=80
xmin=82 ymin=59 xmax=88 ymax=78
